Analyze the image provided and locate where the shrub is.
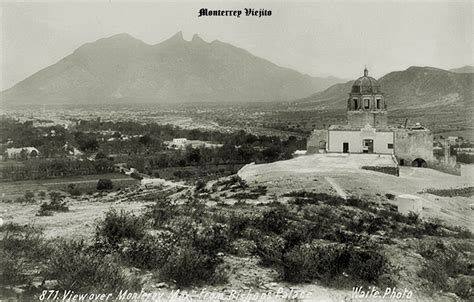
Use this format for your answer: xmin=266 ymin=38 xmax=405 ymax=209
xmin=259 ymin=207 xmax=290 ymax=234
xmin=230 ymin=239 xmax=257 ymax=257
xmin=385 ymin=193 xmax=396 ymax=200
xmin=284 ymin=191 xmax=344 ymax=207
xmin=120 ymin=232 xmax=177 ymax=269
xmin=24 ymin=191 xmax=34 ymax=200
xmin=250 ymin=185 xmax=268 ymax=195
xmin=95 ymin=209 xmax=145 ymax=246
xmin=97 ymin=178 xmax=114 ymax=190
xmin=160 ymin=244 xmax=224 ymax=287
xmin=0 ymin=255 xmax=31 ymax=285
xmin=0 ymin=223 xmax=47 ymax=260
xmin=130 ymin=172 xmax=143 ymax=180
xmin=38 ymin=199 xmax=69 ymax=216
xmin=347 ymin=246 xmax=389 ymax=282
xmin=282 ymin=243 xmax=389 ymax=284
xmin=44 ymin=240 xmax=141 ymax=293
xmin=223 ymin=213 xmax=255 ymax=238
xmin=145 ymin=198 xmax=177 ymax=228
xmin=346 ymin=198 xmax=373 ymax=211
xmin=453 ymin=277 xmax=472 ymax=300
xmin=68 ymin=184 xmax=81 ymax=196
xmin=49 ymin=191 xmax=63 ymax=203
xmin=255 ymin=235 xmax=286 ymax=266
xmin=231 ymin=192 xmax=261 ymax=200
xmin=418 ymin=240 xmax=471 ymax=291
xmin=0 ymin=223 xmax=50 ymax=286
xmin=419 ymin=263 xmax=449 ymax=290
xmin=195 ymin=179 xmax=207 ymax=192
xmin=38 ymin=191 xmax=46 ymax=198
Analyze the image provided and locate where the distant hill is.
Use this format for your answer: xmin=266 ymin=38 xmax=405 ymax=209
xmin=294 ymin=66 xmax=474 ymax=110
xmin=1 ymin=32 xmax=344 ymax=105
xmin=450 ymin=65 xmax=474 ymax=74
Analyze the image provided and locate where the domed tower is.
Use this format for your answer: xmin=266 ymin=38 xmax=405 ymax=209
xmin=347 ymin=68 xmax=387 ymax=128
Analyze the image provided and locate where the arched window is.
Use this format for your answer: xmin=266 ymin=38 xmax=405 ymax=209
xmin=364 ymin=99 xmax=370 ymax=109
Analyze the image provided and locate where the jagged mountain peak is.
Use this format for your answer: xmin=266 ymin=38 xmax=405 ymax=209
xmin=1 ymin=33 xmax=344 ymax=105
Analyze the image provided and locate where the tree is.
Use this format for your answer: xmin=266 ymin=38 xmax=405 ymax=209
xmin=95 ymin=151 xmax=107 ymax=160
xmin=30 ymin=149 xmax=38 ymax=159
xmin=97 ymin=179 xmax=114 ymax=190
xmin=138 ymin=135 xmax=152 ymax=146
xmin=186 ymin=147 xmax=201 ymax=164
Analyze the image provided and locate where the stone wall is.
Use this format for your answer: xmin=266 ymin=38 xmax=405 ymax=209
xmin=394 ymin=129 xmax=434 ymax=165
xmin=361 ymin=165 xmax=399 ymax=176
xmin=307 ymin=129 xmax=328 ymax=154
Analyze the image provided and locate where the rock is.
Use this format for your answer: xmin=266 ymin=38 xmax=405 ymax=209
xmin=43 ymin=280 xmax=58 ymax=288
xmin=12 ymin=287 xmax=26 ymax=295
xmin=442 ymin=293 xmax=459 ymax=301
xmin=155 ymin=282 xmax=168 ymax=288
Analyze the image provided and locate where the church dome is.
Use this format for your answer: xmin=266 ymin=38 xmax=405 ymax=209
xmin=351 ymin=68 xmax=380 ymax=94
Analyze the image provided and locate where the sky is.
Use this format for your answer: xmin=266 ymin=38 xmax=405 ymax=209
xmin=1 ymin=0 xmax=473 ymax=91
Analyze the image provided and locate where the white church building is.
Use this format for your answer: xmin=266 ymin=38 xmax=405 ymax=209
xmin=307 ymin=68 xmax=439 ymax=170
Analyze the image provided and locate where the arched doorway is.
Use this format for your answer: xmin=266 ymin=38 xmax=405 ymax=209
xmin=412 ymin=158 xmax=427 ymax=168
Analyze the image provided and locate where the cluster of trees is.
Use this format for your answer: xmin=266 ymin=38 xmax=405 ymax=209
xmin=1 ymin=117 xmax=306 ymax=180
xmin=1 ymin=158 xmax=114 ymax=181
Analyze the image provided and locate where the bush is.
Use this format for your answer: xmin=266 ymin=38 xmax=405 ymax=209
xmin=160 ymin=244 xmax=224 ymax=287
xmin=67 ymin=184 xmax=81 ymax=196
xmin=419 ymin=263 xmax=449 ymax=290
xmin=195 ymin=179 xmax=206 ymax=192
xmin=259 ymin=208 xmax=290 ymax=234
xmin=97 ymin=178 xmax=114 ymax=190
xmin=0 ymin=256 xmax=31 ymax=285
xmin=0 ymin=223 xmax=47 ymax=260
xmin=38 ymin=199 xmax=69 ymax=216
xmin=453 ymin=277 xmax=472 ymax=300
xmin=418 ymin=240 xmax=471 ymax=292
xmin=255 ymin=235 xmax=286 ymax=266
xmin=24 ymin=191 xmax=34 ymax=200
xmin=120 ymin=232 xmax=177 ymax=269
xmin=282 ymin=243 xmax=389 ymax=284
xmin=130 ymin=172 xmax=143 ymax=180
xmin=230 ymin=239 xmax=257 ymax=257
xmin=231 ymin=192 xmax=261 ymax=200
xmin=385 ymin=193 xmax=396 ymax=200
xmin=284 ymin=191 xmax=345 ymax=207
xmin=95 ymin=209 xmax=146 ymax=246
xmin=0 ymin=223 xmax=50 ymax=286
xmin=145 ymin=198 xmax=177 ymax=228
xmin=44 ymin=240 xmax=141 ymax=293
xmin=49 ymin=191 xmax=63 ymax=203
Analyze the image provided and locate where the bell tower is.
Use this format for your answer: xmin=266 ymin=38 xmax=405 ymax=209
xmin=347 ymin=68 xmax=387 ymax=128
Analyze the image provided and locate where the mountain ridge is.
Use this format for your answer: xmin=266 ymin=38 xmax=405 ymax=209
xmin=1 ymin=32 xmax=344 ymax=105
xmin=293 ymin=66 xmax=474 ymax=111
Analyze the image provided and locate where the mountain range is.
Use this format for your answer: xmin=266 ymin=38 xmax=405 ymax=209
xmin=2 ymin=33 xmax=472 ymax=111
xmin=1 ymin=32 xmax=343 ymax=105
xmin=294 ymin=66 xmax=474 ymax=111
